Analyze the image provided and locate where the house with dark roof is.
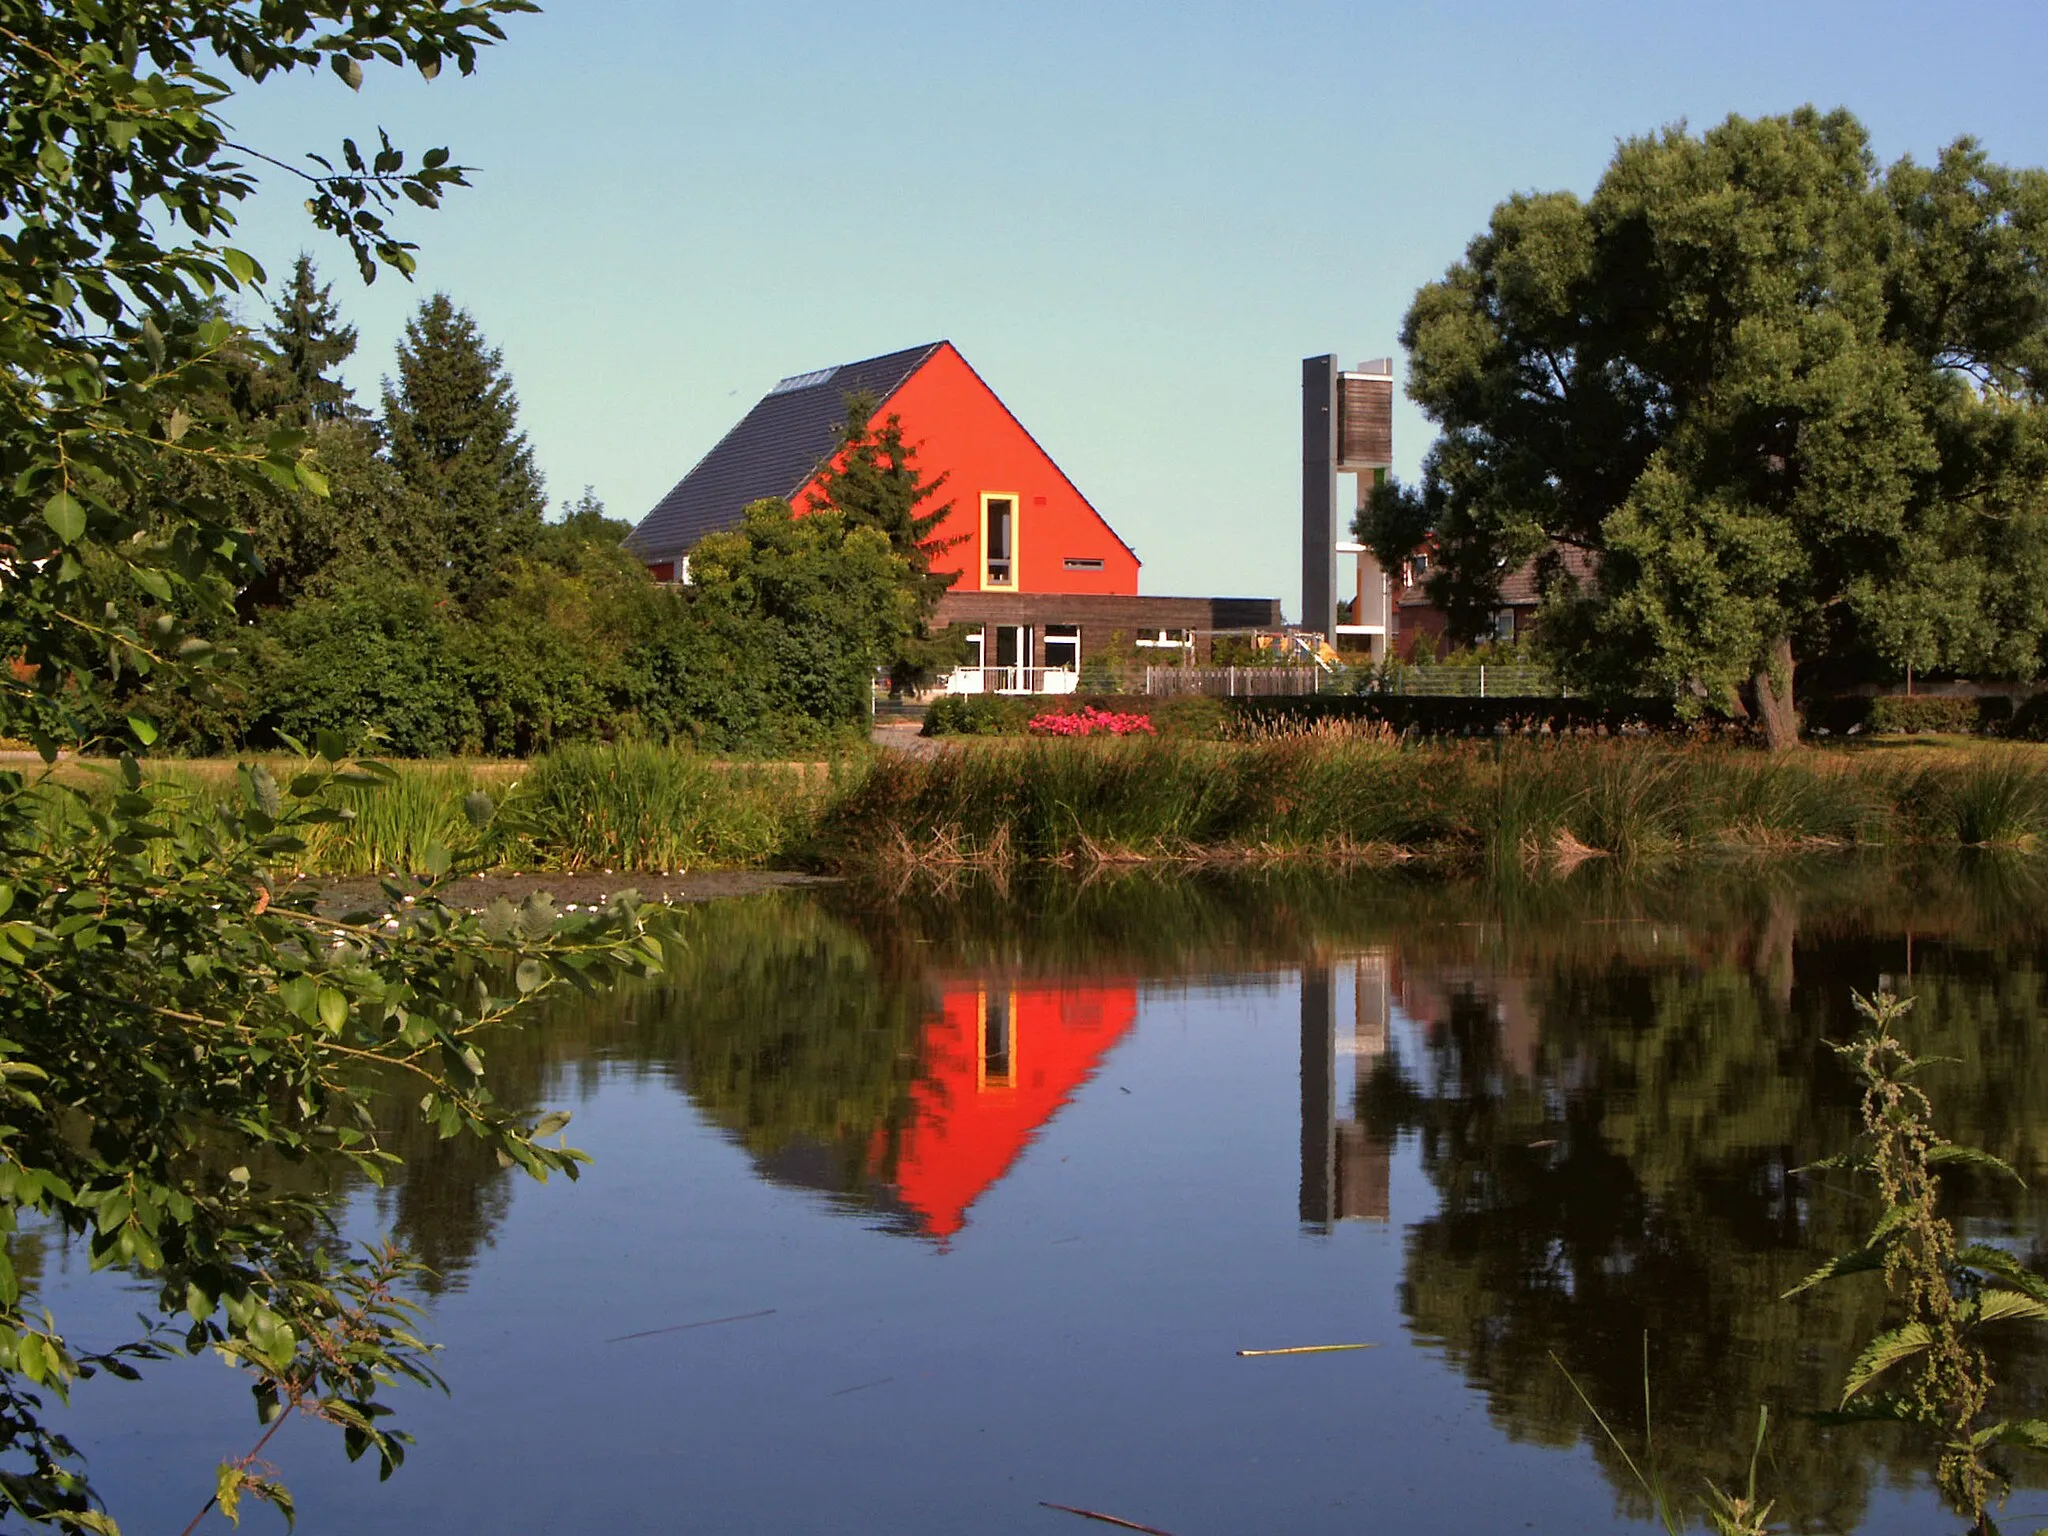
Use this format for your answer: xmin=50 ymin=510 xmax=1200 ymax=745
xmin=1391 ymin=543 xmax=1598 ymax=659
xmin=628 ymin=341 xmax=1279 ymax=691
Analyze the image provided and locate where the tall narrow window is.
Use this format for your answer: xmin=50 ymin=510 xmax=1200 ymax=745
xmin=1043 ymin=624 xmax=1080 ymax=674
xmin=980 ymin=991 xmax=1014 ymax=1089
xmin=982 ymin=494 xmax=1017 ymax=588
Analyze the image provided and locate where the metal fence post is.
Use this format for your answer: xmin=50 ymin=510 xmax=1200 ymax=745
xmin=1479 ymin=664 xmax=1487 ymax=699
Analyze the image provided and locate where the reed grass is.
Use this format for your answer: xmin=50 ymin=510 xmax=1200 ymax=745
xmin=514 ymin=743 xmax=833 ymax=872
xmin=818 ymin=736 xmax=2048 ymax=873
xmin=20 ymin=735 xmax=2048 ymax=875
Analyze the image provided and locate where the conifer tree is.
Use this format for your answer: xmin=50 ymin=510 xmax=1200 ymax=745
xmin=262 ymin=254 xmax=361 ymax=425
xmin=383 ymin=293 xmax=546 ymax=598
xmin=807 ymin=392 xmax=961 ymax=691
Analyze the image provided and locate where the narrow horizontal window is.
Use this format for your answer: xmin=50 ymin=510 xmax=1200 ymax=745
xmin=1063 ymin=557 xmax=1105 ymax=572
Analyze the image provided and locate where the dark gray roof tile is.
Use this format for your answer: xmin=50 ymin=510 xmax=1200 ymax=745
xmin=625 ymin=342 xmax=944 ymax=559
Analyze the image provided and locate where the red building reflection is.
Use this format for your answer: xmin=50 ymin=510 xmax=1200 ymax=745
xmin=876 ymin=981 xmax=1139 ymax=1241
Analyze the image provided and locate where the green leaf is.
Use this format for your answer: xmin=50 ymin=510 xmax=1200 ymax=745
xmin=533 ymin=1110 xmax=571 ymax=1138
xmin=219 ymin=247 xmax=263 ymax=286
xmin=279 ymin=976 xmax=318 ymax=1025
xmin=129 ymin=566 xmax=174 ymax=603
xmin=1971 ymin=1288 xmax=2048 ymax=1328
xmin=1978 ymin=1418 xmax=2048 ymax=1452
xmin=1783 ymin=1242 xmax=1888 ymax=1298
xmin=513 ymin=959 xmax=546 ymax=995
xmin=1926 ymin=1143 xmax=2025 ymax=1185
xmin=125 ymin=715 xmax=158 ymax=747
xmin=1843 ymin=1322 xmax=1934 ymax=1401
xmin=462 ymin=791 xmax=495 ymax=830
xmin=316 ymin=989 xmax=349 ymax=1033
xmin=42 ymin=491 xmax=86 ymax=544
xmin=216 ymin=1462 xmax=245 ymax=1526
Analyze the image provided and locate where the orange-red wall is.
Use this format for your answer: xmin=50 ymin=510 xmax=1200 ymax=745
xmin=879 ymin=980 xmax=1139 ymax=1241
xmin=795 ymin=343 xmax=1140 ymax=598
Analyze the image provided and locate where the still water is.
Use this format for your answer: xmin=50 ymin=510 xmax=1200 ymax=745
xmin=37 ymin=859 xmax=2048 ymax=1533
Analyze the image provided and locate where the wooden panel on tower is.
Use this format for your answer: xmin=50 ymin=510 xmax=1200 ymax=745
xmin=1337 ymin=372 xmax=1393 ymax=469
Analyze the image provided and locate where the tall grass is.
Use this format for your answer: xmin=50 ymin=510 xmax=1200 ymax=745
xmin=516 ymin=743 xmax=830 ymax=871
xmin=820 ymin=735 xmax=2048 ymax=872
xmin=21 ymin=736 xmax=2048 ymax=874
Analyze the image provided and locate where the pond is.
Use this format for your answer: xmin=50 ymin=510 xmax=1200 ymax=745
xmin=35 ymin=857 xmax=2048 ymax=1533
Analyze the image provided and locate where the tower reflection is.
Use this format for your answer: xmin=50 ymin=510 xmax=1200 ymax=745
xmin=1300 ymin=951 xmax=1393 ymax=1227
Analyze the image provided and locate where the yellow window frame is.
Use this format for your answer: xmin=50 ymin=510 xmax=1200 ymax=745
xmin=975 ymin=988 xmax=1018 ymax=1091
xmin=980 ymin=492 xmax=1020 ymax=590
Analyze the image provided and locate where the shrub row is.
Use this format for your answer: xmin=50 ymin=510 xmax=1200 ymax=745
xmin=928 ymin=689 xmax=2048 ymax=743
xmin=925 ymin=691 xmax=1683 ymax=739
xmin=1805 ymin=695 xmax=2018 ymax=737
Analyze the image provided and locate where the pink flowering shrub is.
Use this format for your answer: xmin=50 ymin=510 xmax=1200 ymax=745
xmin=1027 ymin=705 xmax=1156 ymax=737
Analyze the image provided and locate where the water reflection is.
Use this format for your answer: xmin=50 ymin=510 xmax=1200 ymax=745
xmin=892 ymin=979 xmax=1138 ymax=1240
xmin=74 ymin=855 xmax=2048 ymax=1533
xmin=1299 ymin=955 xmax=1392 ymax=1226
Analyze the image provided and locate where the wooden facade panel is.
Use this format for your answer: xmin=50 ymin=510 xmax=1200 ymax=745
xmin=1337 ymin=375 xmax=1393 ymax=469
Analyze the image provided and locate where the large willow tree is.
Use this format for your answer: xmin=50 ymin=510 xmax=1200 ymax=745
xmin=1364 ymin=108 xmax=2048 ymax=748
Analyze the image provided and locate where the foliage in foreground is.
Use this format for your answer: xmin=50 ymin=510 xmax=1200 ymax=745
xmin=1790 ymin=993 xmax=2048 ymax=1533
xmin=0 ymin=2 xmax=698 ymax=1530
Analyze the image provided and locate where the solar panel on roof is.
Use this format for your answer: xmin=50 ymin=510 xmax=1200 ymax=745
xmin=767 ymin=367 xmax=838 ymax=395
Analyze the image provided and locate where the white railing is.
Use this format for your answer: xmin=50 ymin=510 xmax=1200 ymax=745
xmin=1385 ymin=665 xmax=1559 ymax=697
xmin=1143 ymin=666 xmax=1322 ymax=698
xmin=944 ymin=666 xmax=1080 ymax=696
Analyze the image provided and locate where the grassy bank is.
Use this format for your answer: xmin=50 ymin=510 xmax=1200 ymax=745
xmin=25 ymin=744 xmax=846 ymax=877
xmin=20 ymin=733 xmax=2048 ymax=876
xmin=814 ymin=732 xmax=2048 ymax=871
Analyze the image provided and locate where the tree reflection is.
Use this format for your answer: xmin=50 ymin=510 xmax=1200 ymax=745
xmin=1370 ymin=884 xmax=2048 ymax=1530
xmin=209 ymin=855 xmax=2048 ymax=1530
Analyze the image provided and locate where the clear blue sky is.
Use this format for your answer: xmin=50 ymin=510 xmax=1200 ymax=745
xmin=222 ymin=0 xmax=2048 ymax=615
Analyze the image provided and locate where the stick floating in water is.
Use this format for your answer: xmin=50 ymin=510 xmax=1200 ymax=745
xmin=1039 ymin=1502 xmax=1181 ymax=1536
xmin=603 ymin=1308 xmax=777 ymax=1344
xmin=1235 ymin=1342 xmax=1379 ymax=1358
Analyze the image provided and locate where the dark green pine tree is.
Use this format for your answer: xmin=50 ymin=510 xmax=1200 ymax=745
xmin=806 ymin=391 xmax=961 ymax=691
xmin=382 ymin=293 xmax=546 ymax=601
xmin=261 ymin=254 xmax=360 ymax=425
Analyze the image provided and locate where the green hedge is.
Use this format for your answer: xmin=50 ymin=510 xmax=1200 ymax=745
xmin=926 ymin=691 xmax=1685 ymax=739
xmin=1808 ymin=695 xmax=2019 ymax=737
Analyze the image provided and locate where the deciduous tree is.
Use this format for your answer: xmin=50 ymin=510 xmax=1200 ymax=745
xmin=1366 ymin=109 xmax=2048 ymax=748
xmin=0 ymin=4 xmax=678 ymax=1531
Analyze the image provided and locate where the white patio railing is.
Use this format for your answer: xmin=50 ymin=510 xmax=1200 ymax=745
xmin=944 ymin=666 xmax=1081 ymax=696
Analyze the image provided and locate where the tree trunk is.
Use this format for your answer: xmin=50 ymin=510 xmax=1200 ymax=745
xmin=1753 ymin=635 xmax=1799 ymax=751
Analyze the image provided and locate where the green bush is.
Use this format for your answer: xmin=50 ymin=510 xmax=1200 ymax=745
xmin=1867 ymin=695 xmax=1991 ymax=735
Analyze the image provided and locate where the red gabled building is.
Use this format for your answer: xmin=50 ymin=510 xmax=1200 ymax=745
xmin=627 ymin=342 xmax=1278 ymax=688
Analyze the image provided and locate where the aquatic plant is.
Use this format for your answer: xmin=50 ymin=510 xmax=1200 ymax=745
xmin=1788 ymin=992 xmax=2048 ymax=1534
